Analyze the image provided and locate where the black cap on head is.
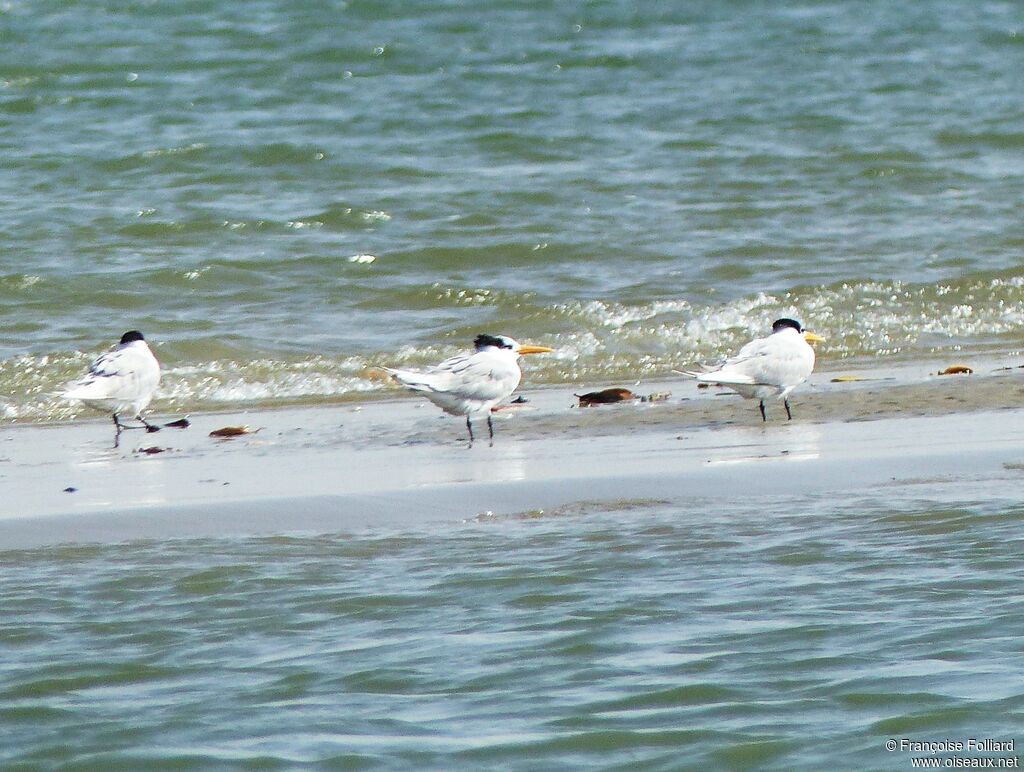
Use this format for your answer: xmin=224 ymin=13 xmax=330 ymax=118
xmin=474 ymin=334 xmax=513 ymax=351
xmin=771 ymin=318 xmax=803 ymax=334
xmin=120 ymin=330 xmax=145 ymax=344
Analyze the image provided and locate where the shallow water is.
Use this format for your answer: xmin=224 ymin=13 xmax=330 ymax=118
xmin=2 ymin=489 xmax=1022 ymax=769
xmin=3 ymin=1 xmax=1024 ymax=420
xmin=5 ymin=4 xmax=1024 ymax=765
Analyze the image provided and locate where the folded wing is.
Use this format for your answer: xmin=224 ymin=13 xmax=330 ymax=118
xmin=389 ymin=351 xmax=518 ymax=401
xmin=63 ymin=345 xmax=159 ymax=403
xmin=684 ymin=332 xmax=813 ymax=391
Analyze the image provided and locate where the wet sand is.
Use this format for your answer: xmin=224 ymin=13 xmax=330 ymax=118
xmin=3 ymin=357 xmax=1024 ymax=549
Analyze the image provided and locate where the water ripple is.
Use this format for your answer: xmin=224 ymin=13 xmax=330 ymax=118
xmin=1 ymin=493 xmax=1022 ymax=767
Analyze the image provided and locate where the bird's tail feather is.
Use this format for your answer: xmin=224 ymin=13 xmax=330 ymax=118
xmin=673 ymin=368 xmax=757 ymax=386
xmin=383 ymin=366 xmax=439 ymax=393
xmin=697 ymin=373 xmax=758 ymax=386
xmin=62 ymin=381 xmax=116 ymax=400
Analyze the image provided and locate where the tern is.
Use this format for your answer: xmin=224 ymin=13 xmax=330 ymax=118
xmin=62 ymin=330 xmax=162 ymax=445
xmin=681 ymin=318 xmax=824 ymax=421
xmin=384 ymin=334 xmax=553 ymax=446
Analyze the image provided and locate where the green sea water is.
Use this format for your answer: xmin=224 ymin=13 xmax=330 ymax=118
xmin=3 ymin=2 xmax=1024 ymax=768
xmin=2 ymin=489 xmax=1023 ymax=769
xmin=2 ymin=0 xmax=1024 ymax=420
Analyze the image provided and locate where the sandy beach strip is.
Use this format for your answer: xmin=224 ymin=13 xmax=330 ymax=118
xmin=2 ymin=361 xmax=1024 ymax=549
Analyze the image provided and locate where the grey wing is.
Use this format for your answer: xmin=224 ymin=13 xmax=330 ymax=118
xmin=710 ymin=336 xmax=786 ymax=384
xmin=732 ymin=336 xmax=810 ymax=384
xmin=724 ymin=336 xmax=774 ymax=367
xmin=708 ymin=337 xmax=770 ymax=380
xmin=88 ymin=347 xmax=127 ymax=378
xmin=88 ymin=344 xmax=158 ymax=395
xmin=431 ymin=352 xmax=520 ymax=402
xmin=64 ymin=346 xmax=140 ymax=401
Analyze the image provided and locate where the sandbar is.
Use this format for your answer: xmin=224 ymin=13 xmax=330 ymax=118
xmin=2 ymin=358 xmax=1024 ymax=549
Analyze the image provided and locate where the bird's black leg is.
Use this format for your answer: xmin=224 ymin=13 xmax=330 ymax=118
xmin=139 ymin=415 xmax=161 ymax=433
xmin=784 ymin=399 xmax=793 ymax=421
xmin=759 ymin=400 xmax=767 ymax=422
xmin=112 ymin=414 xmax=123 ymax=448
xmin=487 ymin=414 xmax=494 ymax=447
xmin=465 ymin=416 xmax=475 ymax=448
xmin=113 ymin=413 xmax=161 ymax=438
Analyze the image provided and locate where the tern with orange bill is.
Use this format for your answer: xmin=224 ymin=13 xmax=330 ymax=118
xmin=680 ymin=318 xmax=824 ymax=421
xmin=384 ymin=334 xmax=553 ymax=446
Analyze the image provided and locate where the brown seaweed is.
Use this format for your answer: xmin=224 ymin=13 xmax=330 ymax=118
xmin=209 ymin=426 xmax=258 ymax=438
xmin=575 ymin=388 xmax=636 ymax=406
